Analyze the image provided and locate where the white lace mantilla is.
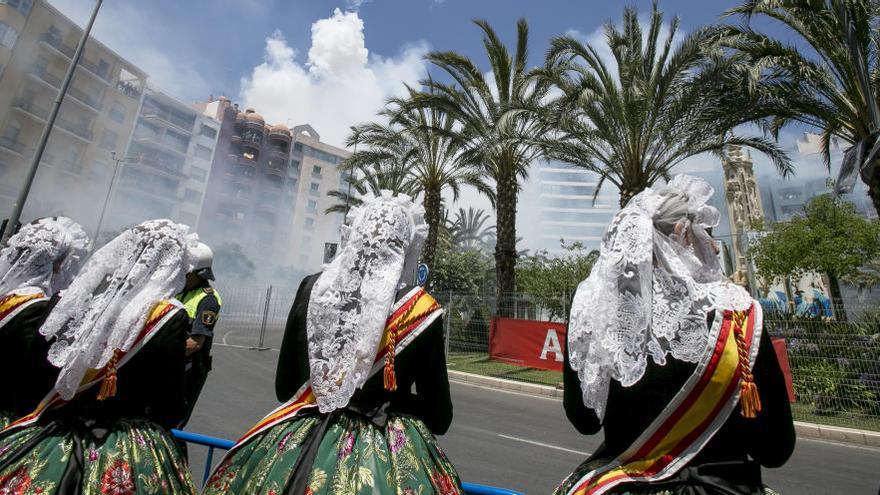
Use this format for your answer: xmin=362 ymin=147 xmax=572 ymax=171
xmin=0 ymin=216 xmax=90 ymax=297
xmin=306 ymin=191 xmax=428 ymax=413
xmin=568 ymin=175 xmax=752 ymax=420
xmin=39 ymin=219 xmax=198 ymax=400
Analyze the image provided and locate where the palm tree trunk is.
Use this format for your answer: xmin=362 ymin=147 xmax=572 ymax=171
xmin=422 ymin=186 xmax=442 ymax=283
xmin=495 ymin=168 xmax=518 ymax=317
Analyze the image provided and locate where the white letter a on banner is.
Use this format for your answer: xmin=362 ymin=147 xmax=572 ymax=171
xmin=540 ymin=329 xmax=563 ymax=362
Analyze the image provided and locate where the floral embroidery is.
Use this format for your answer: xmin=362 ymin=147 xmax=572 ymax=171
xmin=337 ymin=432 xmax=355 ymax=459
xmin=277 ymin=431 xmax=294 ymax=453
xmin=389 ymin=423 xmax=407 ymax=453
xmin=100 ymin=460 xmax=135 ymax=495
xmin=0 ymin=466 xmax=32 ymax=495
xmin=88 ymin=448 xmax=99 ymax=462
xmin=431 ymin=472 xmax=459 ymax=495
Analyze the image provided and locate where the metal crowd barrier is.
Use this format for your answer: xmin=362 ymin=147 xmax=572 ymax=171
xmin=172 ymin=429 xmax=523 ymax=495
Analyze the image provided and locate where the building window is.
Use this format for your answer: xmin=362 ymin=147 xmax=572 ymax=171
xmin=3 ymin=119 xmax=21 ymax=140
xmin=291 ymin=160 xmax=300 ymax=171
xmin=312 ymin=165 xmax=322 ymax=177
xmin=163 ymin=130 xmax=190 ymax=154
xmin=307 ymin=200 xmax=317 ymax=211
xmin=200 ymin=124 xmax=217 ymax=139
xmin=0 ymin=21 xmax=20 ymax=49
xmin=1 ymin=0 xmax=33 ymax=16
xmin=184 ymin=188 xmax=202 ymax=204
xmin=98 ymin=129 xmax=117 ymax=151
xmin=309 ymin=182 xmax=319 ymax=195
xmin=109 ymin=102 xmax=126 ymax=124
xmin=190 ymin=167 xmax=207 ymax=181
xmin=96 ymin=59 xmax=109 ymax=78
xmin=195 ymin=144 xmax=212 ymax=160
xmin=305 ymin=217 xmax=315 ymax=230
xmin=294 ymin=143 xmax=303 ymax=152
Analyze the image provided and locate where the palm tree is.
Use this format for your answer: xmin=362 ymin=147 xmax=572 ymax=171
xmin=338 ymin=91 xmax=489 ymax=271
xmin=413 ymin=19 xmax=550 ymax=314
xmin=715 ymin=0 xmax=880 ymax=214
xmin=539 ymin=3 xmax=791 ymax=207
xmin=386 ymin=89 xmax=490 ymax=270
xmin=325 ymin=159 xmax=416 ymax=215
xmin=450 ymin=207 xmax=496 ymax=251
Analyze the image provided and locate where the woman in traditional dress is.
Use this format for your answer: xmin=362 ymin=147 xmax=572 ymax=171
xmin=556 ymin=175 xmax=795 ymax=495
xmin=0 ymin=219 xmax=199 ymax=495
xmin=0 ymin=217 xmax=90 ymax=427
xmin=204 ymin=192 xmax=463 ymax=495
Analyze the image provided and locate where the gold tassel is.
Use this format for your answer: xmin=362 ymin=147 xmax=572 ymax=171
xmin=740 ymin=380 xmax=762 ymax=418
xmin=97 ymin=349 xmax=122 ymax=401
xmin=732 ymin=312 xmax=761 ymax=419
xmin=383 ymin=334 xmax=397 ymax=392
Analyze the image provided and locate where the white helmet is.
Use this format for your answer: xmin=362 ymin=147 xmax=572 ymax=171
xmin=191 ymin=242 xmax=214 ymax=281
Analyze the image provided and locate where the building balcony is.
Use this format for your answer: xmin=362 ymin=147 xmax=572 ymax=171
xmin=0 ymin=137 xmax=27 ymax=155
xmin=13 ymin=98 xmax=50 ymax=121
xmin=230 ymin=134 xmax=241 ymax=145
xmin=268 ymin=146 xmax=288 ymax=160
xmin=39 ymin=32 xmax=113 ymax=85
xmin=268 ymin=128 xmax=292 ymax=145
xmin=26 ymin=65 xmax=63 ymax=89
xmin=142 ymin=112 xmax=196 ymax=134
xmin=66 ymin=86 xmax=103 ymax=112
xmin=55 ymin=116 xmax=93 ymax=142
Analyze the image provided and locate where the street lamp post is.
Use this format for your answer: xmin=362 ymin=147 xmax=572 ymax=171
xmin=94 ymin=151 xmax=136 ymax=244
xmin=1 ymin=0 xmax=104 ymax=245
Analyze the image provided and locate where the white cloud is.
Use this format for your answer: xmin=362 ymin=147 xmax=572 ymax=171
xmin=239 ymin=9 xmax=429 ymax=147
xmin=47 ymin=0 xmax=211 ymax=100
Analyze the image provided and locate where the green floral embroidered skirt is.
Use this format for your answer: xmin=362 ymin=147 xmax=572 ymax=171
xmin=0 ymin=411 xmax=11 ymax=430
xmin=0 ymin=418 xmax=196 ymax=495
xmin=204 ymin=413 xmax=464 ymax=495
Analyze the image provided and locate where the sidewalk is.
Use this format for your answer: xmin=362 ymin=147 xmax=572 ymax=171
xmin=448 ymin=370 xmax=880 ymax=448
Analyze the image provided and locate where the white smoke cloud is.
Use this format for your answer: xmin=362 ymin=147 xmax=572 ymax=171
xmin=47 ymin=0 xmax=211 ymax=100
xmin=239 ymin=9 xmax=429 ymax=147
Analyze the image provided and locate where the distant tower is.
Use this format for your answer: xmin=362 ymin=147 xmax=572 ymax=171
xmin=721 ymin=146 xmax=764 ymax=287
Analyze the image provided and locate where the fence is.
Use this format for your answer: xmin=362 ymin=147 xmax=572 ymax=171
xmin=216 ymin=287 xmax=880 ymax=431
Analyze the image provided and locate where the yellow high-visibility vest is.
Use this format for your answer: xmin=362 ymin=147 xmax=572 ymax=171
xmin=179 ymin=286 xmax=222 ymax=320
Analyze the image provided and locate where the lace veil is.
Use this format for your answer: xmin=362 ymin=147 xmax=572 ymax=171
xmin=0 ymin=217 xmax=90 ymax=297
xmin=568 ymin=175 xmax=752 ymax=420
xmin=39 ymin=219 xmax=198 ymax=400
xmin=306 ymin=191 xmax=428 ymax=413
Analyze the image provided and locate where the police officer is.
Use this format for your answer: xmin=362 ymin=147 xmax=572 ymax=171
xmin=178 ymin=242 xmax=221 ymax=428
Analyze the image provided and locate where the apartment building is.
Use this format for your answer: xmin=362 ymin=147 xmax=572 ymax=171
xmin=103 ymin=87 xmax=221 ymax=232
xmin=0 ymin=0 xmax=146 ymax=229
xmin=197 ymin=98 xmax=349 ymax=277
xmin=289 ymin=124 xmax=350 ymax=269
xmin=530 ymin=162 xmax=618 ymax=253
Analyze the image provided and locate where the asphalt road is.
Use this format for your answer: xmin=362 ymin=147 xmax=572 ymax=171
xmin=187 ymin=345 xmax=880 ymax=495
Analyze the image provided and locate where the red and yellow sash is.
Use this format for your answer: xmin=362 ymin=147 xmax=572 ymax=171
xmin=221 ymin=287 xmax=442 ymax=458
xmin=1 ymin=300 xmax=183 ymax=434
xmin=0 ymin=289 xmax=49 ymax=331
xmin=566 ymin=302 xmax=763 ymax=495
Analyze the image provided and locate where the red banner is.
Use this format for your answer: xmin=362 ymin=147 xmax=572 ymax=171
xmin=489 ymin=317 xmax=567 ymax=371
xmin=771 ymin=337 xmax=796 ymax=403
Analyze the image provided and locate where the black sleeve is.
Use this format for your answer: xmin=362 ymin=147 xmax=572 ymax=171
xmin=125 ymin=308 xmax=189 ymax=428
xmin=410 ymin=317 xmax=453 ymax=435
xmin=275 ymin=275 xmax=317 ymax=402
xmin=742 ymin=329 xmax=796 ymax=467
xmin=563 ymin=330 xmax=602 ymax=435
xmin=189 ymin=294 xmax=220 ymax=338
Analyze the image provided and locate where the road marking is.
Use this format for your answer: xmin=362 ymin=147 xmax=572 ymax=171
xmin=450 ymin=379 xmax=562 ymax=402
xmin=799 ymin=436 xmax=880 ymax=453
xmin=497 ymin=434 xmax=590 ymax=456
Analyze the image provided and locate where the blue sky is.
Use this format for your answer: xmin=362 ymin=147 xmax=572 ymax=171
xmin=50 ymin=0 xmax=798 ymax=146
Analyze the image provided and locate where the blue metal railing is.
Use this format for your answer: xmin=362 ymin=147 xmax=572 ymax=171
xmin=171 ymin=429 xmax=522 ymax=495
